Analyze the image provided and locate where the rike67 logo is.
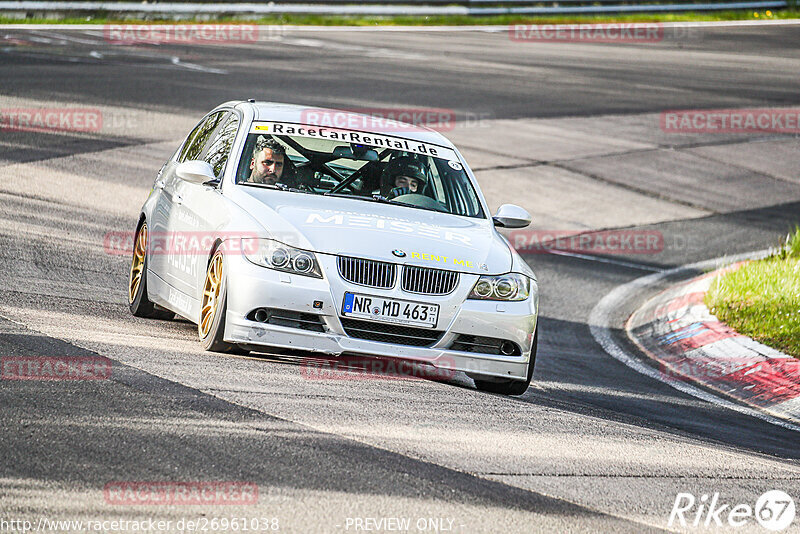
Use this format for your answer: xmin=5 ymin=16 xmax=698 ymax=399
xmin=669 ymin=490 xmax=796 ymax=531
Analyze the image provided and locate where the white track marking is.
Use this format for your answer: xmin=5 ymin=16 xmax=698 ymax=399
xmin=589 ymin=249 xmax=800 ymax=433
xmin=33 ymin=29 xmax=103 ymax=44
xmin=545 ymin=249 xmax=667 ymax=273
xmin=170 ymin=56 xmax=226 ymax=74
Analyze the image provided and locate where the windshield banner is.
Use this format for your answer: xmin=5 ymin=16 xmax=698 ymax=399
xmin=250 ymin=122 xmax=458 ymax=161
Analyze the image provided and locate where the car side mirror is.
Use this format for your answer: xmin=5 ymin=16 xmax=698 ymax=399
xmin=176 ymin=160 xmax=217 ymax=185
xmin=492 ymin=204 xmax=531 ymax=229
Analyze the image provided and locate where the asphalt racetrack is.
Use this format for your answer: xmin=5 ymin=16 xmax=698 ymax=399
xmin=1 ymin=23 xmax=800 ymax=532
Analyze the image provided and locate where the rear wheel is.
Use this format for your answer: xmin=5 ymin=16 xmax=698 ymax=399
xmin=129 ymin=221 xmax=174 ymax=320
xmin=199 ymin=250 xmax=246 ymax=354
xmin=473 ymin=329 xmax=538 ymax=396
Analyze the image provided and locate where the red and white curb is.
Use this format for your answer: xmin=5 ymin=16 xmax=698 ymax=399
xmin=627 ymin=262 xmax=800 ymax=425
xmin=590 ymin=250 xmax=800 ymax=433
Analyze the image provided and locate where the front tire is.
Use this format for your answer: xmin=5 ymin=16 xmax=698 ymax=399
xmin=199 ymin=249 xmax=244 ymax=353
xmin=129 ymin=221 xmax=174 ymax=320
xmin=473 ymin=329 xmax=538 ymax=396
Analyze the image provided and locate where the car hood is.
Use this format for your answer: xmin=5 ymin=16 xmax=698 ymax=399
xmin=231 ymin=188 xmax=512 ymax=275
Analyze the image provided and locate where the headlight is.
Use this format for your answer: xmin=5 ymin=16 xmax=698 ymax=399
xmin=468 ymin=273 xmax=530 ymax=301
xmin=242 ymin=238 xmax=323 ymax=278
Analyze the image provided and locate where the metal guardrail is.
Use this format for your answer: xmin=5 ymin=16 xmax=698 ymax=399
xmin=0 ymin=0 xmax=789 ymax=15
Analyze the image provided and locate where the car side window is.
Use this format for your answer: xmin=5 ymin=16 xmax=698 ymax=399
xmin=203 ymin=114 xmax=240 ymax=178
xmin=178 ymin=111 xmax=225 ymax=163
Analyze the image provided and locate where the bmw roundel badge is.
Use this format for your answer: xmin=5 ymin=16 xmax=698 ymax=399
xmin=392 ymin=250 xmax=407 ymax=258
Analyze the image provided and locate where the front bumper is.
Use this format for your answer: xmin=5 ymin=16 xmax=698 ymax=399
xmin=224 ymin=252 xmax=538 ymax=381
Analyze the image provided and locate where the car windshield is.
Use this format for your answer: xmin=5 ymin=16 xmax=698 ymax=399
xmin=235 ymin=122 xmax=484 ymax=218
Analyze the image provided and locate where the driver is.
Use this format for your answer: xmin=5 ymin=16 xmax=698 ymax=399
xmin=246 ymin=137 xmax=285 ymax=185
xmin=380 ymin=157 xmax=427 ymax=198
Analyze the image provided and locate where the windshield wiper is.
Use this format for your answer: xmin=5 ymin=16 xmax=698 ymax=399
xmin=323 ymin=192 xmax=397 ymax=203
xmin=275 ymin=183 xmax=315 ymax=194
xmin=322 ymin=191 xmax=383 ymax=201
xmin=242 ymin=182 xmax=313 ymax=194
xmin=323 ymin=192 xmax=446 ymax=213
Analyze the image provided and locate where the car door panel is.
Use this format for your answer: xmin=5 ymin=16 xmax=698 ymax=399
xmin=169 ymin=112 xmax=241 ymax=303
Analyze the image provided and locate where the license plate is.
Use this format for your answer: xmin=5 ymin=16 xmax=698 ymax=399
xmin=342 ymin=293 xmax=439 ymax=329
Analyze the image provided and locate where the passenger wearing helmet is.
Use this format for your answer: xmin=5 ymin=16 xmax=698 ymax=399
xmin=380 ymin=157 xmax=427 ymax=199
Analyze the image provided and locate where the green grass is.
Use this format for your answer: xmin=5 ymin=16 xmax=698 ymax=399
xmin=1 ymin=9 xmax=798 ymax=25
xmin=706 ymin=227 xmax=800 ymax=358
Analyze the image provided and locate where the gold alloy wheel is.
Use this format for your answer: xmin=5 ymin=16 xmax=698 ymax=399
xmin=199 ymin=252 xmax=224 ymax=338
xmin=128 ymin=224 xmax=148 ymax=304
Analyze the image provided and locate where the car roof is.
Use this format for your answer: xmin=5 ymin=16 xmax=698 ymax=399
xmin=228 ymin=101 xmax=456 ymax=148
